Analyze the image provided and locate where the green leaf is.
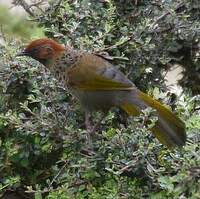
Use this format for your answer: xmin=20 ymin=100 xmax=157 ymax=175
xmin=35 ymin=192 xmax=42 ymax=199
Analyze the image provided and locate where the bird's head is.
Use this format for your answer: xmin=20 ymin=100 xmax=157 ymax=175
xmin=17 ymin=38 xmax=65 ymax=65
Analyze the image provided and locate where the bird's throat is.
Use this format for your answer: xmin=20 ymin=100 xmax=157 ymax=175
xmin=38 ymin=58 xmax=52 ymax=66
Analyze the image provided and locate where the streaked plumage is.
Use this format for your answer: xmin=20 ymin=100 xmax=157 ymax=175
xmin=17 ymin=38 xmax=187 ymax=148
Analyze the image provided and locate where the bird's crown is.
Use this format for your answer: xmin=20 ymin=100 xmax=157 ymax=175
xmin=25 ymin=38 xmax=65 ymax=53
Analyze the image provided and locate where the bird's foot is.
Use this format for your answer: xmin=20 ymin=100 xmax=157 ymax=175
xmin=88 ymin=114 xmax=107 ymax=138
xmin=85 ymin=113 xmax=93 ymax=132
xmin=84 ymin=112 xmax=106 ymax=147
xmin=85 ymin=112 xmax=94 ymax=147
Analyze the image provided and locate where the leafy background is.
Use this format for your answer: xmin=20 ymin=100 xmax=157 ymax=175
xmin=0 ymin=0 xmax=199 ymax=198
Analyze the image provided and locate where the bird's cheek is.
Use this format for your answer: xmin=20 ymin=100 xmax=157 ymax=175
xmin=38 ymin=50 xmax=52 ymax=59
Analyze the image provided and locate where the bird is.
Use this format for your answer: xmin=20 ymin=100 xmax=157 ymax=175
xmin=17 ymin=38 xmax=186 ymax=148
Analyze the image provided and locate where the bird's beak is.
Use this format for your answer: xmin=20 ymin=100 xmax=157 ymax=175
xmin=16 ymin=51 xmax=29 ymax=57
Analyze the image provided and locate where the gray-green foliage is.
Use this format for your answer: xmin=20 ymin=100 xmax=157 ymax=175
xmin=38 ymin=0 xmax=200 ymax=93
xmin=0 ymin=39 xmax=199 ymax=199
xmin=0 ymin=0 xmax=200 ymax=198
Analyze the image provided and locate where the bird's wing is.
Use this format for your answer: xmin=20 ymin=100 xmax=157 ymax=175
xmin=67 ymin=54 xmax=135 ymax=91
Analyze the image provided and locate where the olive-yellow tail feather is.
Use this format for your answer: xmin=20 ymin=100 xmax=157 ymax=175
xmin=120 ymin=91 xmax=186 ymax=148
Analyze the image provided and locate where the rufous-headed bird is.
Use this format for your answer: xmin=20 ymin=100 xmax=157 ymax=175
xmin=17 ymin=38 xmax=186 ymax=148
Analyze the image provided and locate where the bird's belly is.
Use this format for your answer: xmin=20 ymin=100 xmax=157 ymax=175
xmin=71 ymin=89 xmax=127 ymax=112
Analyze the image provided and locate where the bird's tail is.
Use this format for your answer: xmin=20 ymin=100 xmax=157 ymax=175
xmin=120 ymin=90 xmax=186 ymax=148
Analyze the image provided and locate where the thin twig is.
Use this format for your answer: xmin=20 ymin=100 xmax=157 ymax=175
xmin=151 ymin=2 xmax=185 ymax=28
xmin=95 ymin=36 xmax=134 ymax=53
xmin=12 ymin=0 xmax=35 ymax=17
xmin=25 ymin=180 xmax=87 ymax=194
xmin=29 ymin=0 xmax=45 ymax=8
xmin=48 ymin=161 xmax=68 ymax=189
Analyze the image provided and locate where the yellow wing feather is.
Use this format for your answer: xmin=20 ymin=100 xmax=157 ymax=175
xmin=67 ymin=54 xmax=134 ymax=91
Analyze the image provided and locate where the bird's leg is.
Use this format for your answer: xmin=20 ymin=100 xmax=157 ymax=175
xmin=85 ymin=112 xmax=106 ymax=146
xmin=90 ymin=112 xmax=106 ymax=134
xmin=85 ymin=111 xmax=93 ymax=146
xmin=85 ymin=111 xmax=93 ymax=132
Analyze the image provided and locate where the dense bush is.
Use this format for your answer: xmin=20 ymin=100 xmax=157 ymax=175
xmin=0 ymin=0 xmax=200 ymax=198
xmin=36 ymin=0 xmax=200 ymax=94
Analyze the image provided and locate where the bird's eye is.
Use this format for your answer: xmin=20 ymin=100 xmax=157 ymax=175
xmin=29 ymin=47 xmax=38 ymax=55
xmin=46 ymin=47 xmax=53 ymax=54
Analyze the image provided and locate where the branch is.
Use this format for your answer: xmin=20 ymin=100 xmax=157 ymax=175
xmin=28 ymin=0 xmax=45 ymax=8
xmin=12 ymin=0 xmax=64 ymax=21
xmin=12 ymin=0 xmax=35 ymax=17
